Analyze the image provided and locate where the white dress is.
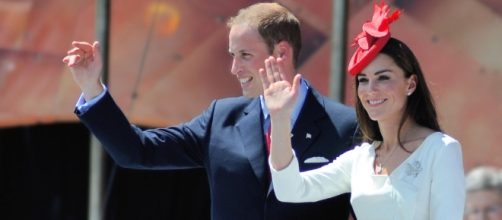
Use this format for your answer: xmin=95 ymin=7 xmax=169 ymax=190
xmin=270 ymin=132 xmax=465 ymax=220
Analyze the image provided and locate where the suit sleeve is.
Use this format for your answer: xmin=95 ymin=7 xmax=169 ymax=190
xmin=76 ymin=91 xmax=212 ymax=170
xmin=429 ymin=137 xmax=465 ymax=219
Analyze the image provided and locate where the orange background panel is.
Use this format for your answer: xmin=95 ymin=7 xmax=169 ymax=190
xmin=0 ymin=0 xmax=500 ymax=171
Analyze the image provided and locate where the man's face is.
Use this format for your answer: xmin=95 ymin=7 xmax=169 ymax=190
xmin=465 ymin=189 xmax=502 ymax=220
xmin=228 ymin=24 xmax=272 ymax=97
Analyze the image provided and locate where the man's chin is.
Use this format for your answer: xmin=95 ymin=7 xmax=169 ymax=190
xmin=241 ymin=90 xmax=262 ymax=98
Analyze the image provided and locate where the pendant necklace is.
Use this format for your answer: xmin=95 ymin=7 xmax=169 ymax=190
xmin=375 ymin=142 xmax=399 ymax=175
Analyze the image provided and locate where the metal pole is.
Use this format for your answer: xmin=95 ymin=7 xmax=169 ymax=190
xmin=88 ymin=0 xmax=110 ymax=220
xmin=97 ymin=0 xmax=110 ymax=85
xmin=330 ymin=0 xmax=348 ymax=102
xmin=88 ymin=136 xmax=105 ymax=220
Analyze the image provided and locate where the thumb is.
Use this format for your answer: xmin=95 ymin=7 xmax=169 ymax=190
xmin=92 ymin=41 xmax=101 ymax=62
xmin=291 ymin=74 xmax=301 ymax=96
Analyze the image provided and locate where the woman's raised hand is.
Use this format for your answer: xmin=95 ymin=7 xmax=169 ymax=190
xmin=259 ymin=55 xmax=299 ymax=170
xmin=259 ymin=56 xmax=301 ymax=119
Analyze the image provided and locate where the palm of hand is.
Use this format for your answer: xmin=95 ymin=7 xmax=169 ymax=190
xmin=265 ymin=80 xmax=296 ymax=116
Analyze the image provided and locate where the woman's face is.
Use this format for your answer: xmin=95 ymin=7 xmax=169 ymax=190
xmin=357 ymin=54 xmax=416 ymax=123
xmin=465 ymin=189 xmax=502 ymax=220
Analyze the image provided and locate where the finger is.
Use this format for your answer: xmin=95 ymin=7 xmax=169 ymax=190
xmin=91 ymin=41 xmax=101 ymax=62
xmin=291 ymin=74 xmax=302 ymax=97
xmin=276 ymin=56 xmax=287 ymax=81
xmin=72 ymin=41 xmax=94 ymax=55
xmin=63 ymin=55 xmax=81 ymax=66
xmin=258 ymin=68 xmax=271 ymax=90
xmin=70 ymin=55 xmax=82 ymax=66
xmin=264 ymin=57 xmax=275 ymax=83
xmin=69 ymin=44 xmax=89 ymax=64
xmin=66 ymin=50 xmax=85 ymax=64
xmin=270 ymin=57 xmax=281 ymax=82
xmin=67 ymin=47 xmax=82 ymax=55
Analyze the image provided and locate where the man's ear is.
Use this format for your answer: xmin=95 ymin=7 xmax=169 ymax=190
xmin=273 ymin=41 xmax=291 ymax=58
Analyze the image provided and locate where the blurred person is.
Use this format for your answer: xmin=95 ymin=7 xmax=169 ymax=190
xmin=62 ymin=2 xmax=358 ymax=220
xmin=465 ymin=166 xmax=502 ymax=220
xmin=262 ymin=2 xmax=465 ymax=219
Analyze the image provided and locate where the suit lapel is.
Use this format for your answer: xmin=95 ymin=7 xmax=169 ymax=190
xmin=235 ymin=98 xmax=268 ymax=188
xmin=291 ymin=88 xmax=326 ymax=160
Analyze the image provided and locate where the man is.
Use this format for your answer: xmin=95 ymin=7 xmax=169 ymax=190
xmin=64 ymin=3 xmax=358 ymax=220
xmin=465 ymin=166 xmax=502 ymax=220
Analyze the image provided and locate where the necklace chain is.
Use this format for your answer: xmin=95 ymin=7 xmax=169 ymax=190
xmin=374 ymin=135 xmax=427 ymax=174
xmin=375 ymin=142 xmax=399 ymax=174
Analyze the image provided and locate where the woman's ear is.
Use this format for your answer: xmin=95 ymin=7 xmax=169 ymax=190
xmin=407 ymin=74 xmax=417 ymax=96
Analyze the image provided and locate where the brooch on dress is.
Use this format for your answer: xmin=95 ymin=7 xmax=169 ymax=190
xmin=405 ymin=161 xmax=422 ymax=177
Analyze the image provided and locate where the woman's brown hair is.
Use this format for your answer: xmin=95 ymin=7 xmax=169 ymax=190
xmin=354 ymin=38 xmax=441 ymax=148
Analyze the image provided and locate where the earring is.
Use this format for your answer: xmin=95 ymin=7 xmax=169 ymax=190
xmin=407 ymin=91 xmax=412 ymax=96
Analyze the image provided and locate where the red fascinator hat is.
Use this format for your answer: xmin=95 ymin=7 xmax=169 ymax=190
xmin=347 ymin=1 xmax=401 ymax=76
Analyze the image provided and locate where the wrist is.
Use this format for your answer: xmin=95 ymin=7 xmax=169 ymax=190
xmin=82 ymin=82 xmax=104 ymax=101
xmin=269 ymin=110 xmax=292 ymax=121
xmin=270 ymin=118 xmax=291 ymax=131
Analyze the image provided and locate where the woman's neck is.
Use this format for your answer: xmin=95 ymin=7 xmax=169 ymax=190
xmin=377 ymin=117 xmax=418 ymax=151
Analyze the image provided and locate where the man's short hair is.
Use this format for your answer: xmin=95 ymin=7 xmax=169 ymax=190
xmin=227 ymin=3 xmax=302 ymax=68
xmin=466 ymin=166 xmax=502 ymax=194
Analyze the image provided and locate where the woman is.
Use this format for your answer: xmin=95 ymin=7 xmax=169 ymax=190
xmin=259 ymin=2 xmax=465 ymax=219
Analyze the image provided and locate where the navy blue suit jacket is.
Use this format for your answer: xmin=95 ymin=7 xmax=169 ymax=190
xmin=76 ymin=86 xmax=358 ymax=220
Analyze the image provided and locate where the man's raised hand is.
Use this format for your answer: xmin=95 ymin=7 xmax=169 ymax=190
xmin=63 ymin=41 xmax=104 ymax=100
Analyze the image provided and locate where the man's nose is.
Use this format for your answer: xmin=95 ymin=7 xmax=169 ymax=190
xmin=231 ymin=58 xmax=241 ymax=75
